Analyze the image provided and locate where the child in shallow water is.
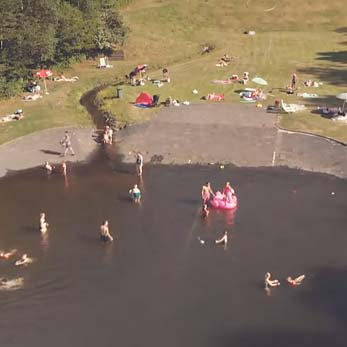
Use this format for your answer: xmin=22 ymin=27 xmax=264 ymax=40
xmin=201 ymin=204 xmax=209 ymax=218
xmin=129 ymin=184 xmax=142 ymax=203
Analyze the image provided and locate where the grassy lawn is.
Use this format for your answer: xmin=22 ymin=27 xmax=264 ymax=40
xmin=0 ymin=61 xmax=119 ymax=145
xmin=98 ymin=0 xmax=347 ymax=141
xmin=1 ymin=0 xmax=346 ymax=144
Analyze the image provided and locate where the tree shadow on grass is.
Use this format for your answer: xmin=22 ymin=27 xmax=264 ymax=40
xmin=297 ymin=67 xmax=347 ymax=87
xmin=315 ymin=51 xmax=347 ymax=64
xmin=335 ymin=27 xmax=347 ymax=34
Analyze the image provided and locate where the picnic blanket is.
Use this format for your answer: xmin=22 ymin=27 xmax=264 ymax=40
xmin=212 ymin=79 xmax=233 ymax=85
xmin=206 ymin=93 xmax=225 ymax=101
xmin=297 ymin=93 xmax=319 ymax=98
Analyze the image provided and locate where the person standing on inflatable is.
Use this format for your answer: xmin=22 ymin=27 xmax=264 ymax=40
xmin=223 ymin=182 xmax=235 ymax=203
xmin=201 ymin=182 xmax=215 ymax=204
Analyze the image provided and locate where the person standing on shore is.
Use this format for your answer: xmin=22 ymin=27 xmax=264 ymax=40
xmin=60 ymin=131 xmax=75 ymax=157
xmin=40 ymin=212 xmax=49 ymax=233
xmin=136 ymin=152 xmax=144 ymax=176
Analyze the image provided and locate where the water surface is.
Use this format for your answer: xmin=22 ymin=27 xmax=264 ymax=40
xmin=0 ymin=152 xmax=347 ymax=347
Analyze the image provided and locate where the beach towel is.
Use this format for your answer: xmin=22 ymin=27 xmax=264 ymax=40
xmin=297 ymin=93 xmax=319 ymax=98
xmin=207 ymin=93 xmax=224 ymax=101
xmin=212 ymin=79 xmax=234 ymax=85
xmin=281 ymin=100 xmax=306 ymax=113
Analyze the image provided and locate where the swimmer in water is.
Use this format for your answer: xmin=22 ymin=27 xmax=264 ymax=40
xmin=0 ymin=249 xmax=17 ymax=259
xmin=287 ymin=274 xmax=305 ymax=286
xmin=44 ymin=161 xmax=53 ymax=173
xmin=100 ymin=220 xmax=113 ymax=242
xmin=215 ymin=230 xmax=228 ymax=245
xmin=264 ymin=272 xmax=280 ymax=289
xmin=40 ymin=212 xmax=49 ymax=233
xmin=201 ymin=182 xmax=215 ymax=204
xmin=129 ymin=184 xmax=142 ymax=203
xmin=201 ymin=204 xmax=209 ymax=218
xmin=0 ymin=277 xmax=24 ymax=290
xmin=15 ymin=254 xmax=33 ymax=266
xmin=62 ymin=161 xmax=67 ymax=176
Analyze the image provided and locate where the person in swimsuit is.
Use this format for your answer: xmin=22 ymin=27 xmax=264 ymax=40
xmin=223 ymin=182 xmax=235 ymax=203
xmin=44 ymin=161 xmax=53 ymax=173
xmin=15 ymin=254 xmax=33 ymax=266
xmin=291 ymin=73 xmax=298 ymax=90
xmin=136 ymin=152 xmax=144 ymax=176
xmin=0 ymin=277 xmax=24 ymax=290
xmin=100 ymin=220 xmax=113 ymax=242
xmin=62 ymin=161 xmax=67 ymax=176
xmin=201 ymin=182 xmax=214 ymax=204
xmin=201 ymin=204 xmax=209 ymax=218
xmin=129 ymin=184 xmax=142 ymax=203
xmin=287 ymin=275 xmax=305 ymax=286
xmin=215 ymin=231 xmax=228 ymax=245
xmin=0 ymin=249 xmax=17 ymax=260
xmin=264 ymin=272 xmax=280 ymax=290
xmin=40 ymin=212 xmax=49 ymax=233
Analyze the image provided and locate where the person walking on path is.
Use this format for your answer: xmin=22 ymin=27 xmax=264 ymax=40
xmin=136 ymin=152 xmax=144 ymax=176
xmin=60 ymin=131 xmax=75 ymax=157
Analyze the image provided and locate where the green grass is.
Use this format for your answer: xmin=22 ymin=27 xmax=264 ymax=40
xmin=1 ymin=0 xmax=347 ymax=144
xmin=0 ymin=61 xmax=118 ymax=145
xmin=99 ymin=0 xmax=347 ymax=142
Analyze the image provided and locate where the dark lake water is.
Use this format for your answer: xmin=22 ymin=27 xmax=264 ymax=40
xmin=1 ymin=148 xmax=347 ymax=347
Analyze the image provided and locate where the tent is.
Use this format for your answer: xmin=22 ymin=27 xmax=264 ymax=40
xmin=135 ymin=92 xmax=153 ymax=106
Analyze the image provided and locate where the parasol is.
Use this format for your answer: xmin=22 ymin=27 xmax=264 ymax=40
xmin=35 ymin=69 xmax=53 ymax=94
xmin=252 ymin=77 xmax=268 ymax=86
xmin=336 ymin=93 xmax=347 ymax=112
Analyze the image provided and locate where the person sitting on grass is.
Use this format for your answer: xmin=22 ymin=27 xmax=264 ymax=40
xmin=241 ymin=72 xmax=249 ymax=85
xmin=162 ymin=68 xmax=170 ymax=82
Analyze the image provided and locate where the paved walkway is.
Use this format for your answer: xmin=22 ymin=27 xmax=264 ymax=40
xmin=117 ymin=103 xmax=347 ymax=178
xmin=0 ymin=127 xmax=97 ymax=177
xmin=0 ymin=104 xmax=346 ymax=179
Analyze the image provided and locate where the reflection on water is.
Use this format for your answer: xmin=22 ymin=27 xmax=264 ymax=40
xmin=0 ymin=154 xmax=347 ymax=346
